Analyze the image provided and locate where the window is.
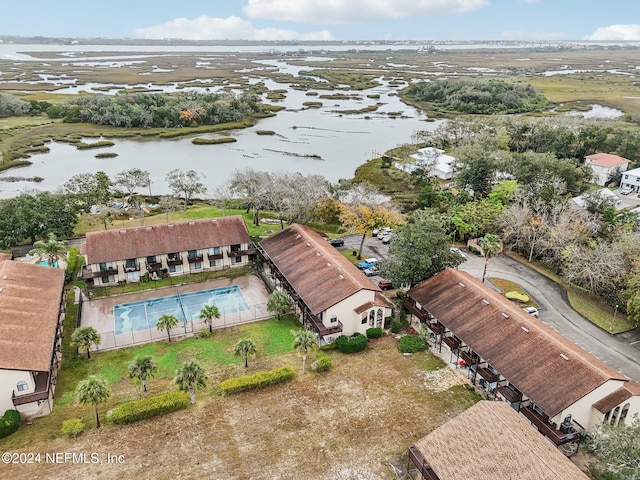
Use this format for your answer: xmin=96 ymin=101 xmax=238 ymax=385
xmin=188 ymin=249 xmax=200 ymax=259
xmin=361 ymin=314 xmax=368 ymax=325
xmin=103 ymin=275 xmax=115 ymax=284
xmin=126 ymin=271 xmax=140 ymax=281
xmin=16 ymin=381 xmax=28 ymax=392
xmin=146 ymin=255 xmax=157 ymax=264
xmin=208 ymin=247 xmax=220 ymax=255
xmin=190 ymin=262 xmax=202 ymax=271
xmin=369 ymin=310 xmax=375 ymax=326
xmin=210 ymin=259 xmax=221 ymax=268
xmin=169 ymin=264 xmax=182 ymax=274
xmin=233 ymin=255 xmax=242 ymax=264
xmin=230 ymin=244 xmax=241 ymax=252
xmin=125 ymin=258 xmax=137 ymax=269
xmin=330 ymin=315 xmax=337 ymax=323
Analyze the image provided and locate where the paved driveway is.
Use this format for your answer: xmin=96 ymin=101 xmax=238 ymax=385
xmin=458 ymin=252 xmax=640 ymax=382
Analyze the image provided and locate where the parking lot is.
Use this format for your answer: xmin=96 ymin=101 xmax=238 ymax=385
xmin=335 ymin=233 xmax=391 ymax=286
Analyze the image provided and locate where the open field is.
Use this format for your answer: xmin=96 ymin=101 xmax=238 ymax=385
xmin=1 ymin=333 xmax=480 ymax=480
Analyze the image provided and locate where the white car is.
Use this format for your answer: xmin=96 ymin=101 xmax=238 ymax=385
xmin=523 ymin=306 xmax=539 ymax=317
xmin=620 ymin=186 xmax=633 ymax=195
xmin=450 ymin=247 xmax=466 ymax=259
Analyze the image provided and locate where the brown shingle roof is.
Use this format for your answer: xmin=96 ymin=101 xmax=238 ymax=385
xmin=593 ymin=381 xmax=640 ymax=413
xmin=260 ymin=224 xmax=380 ymax=314
xmin=0 ymin=262 xmax=65 ymax=372
xmin=408 ymin=269 xmax=626 ymax=417
xmin=413 ymin=401 xmax=590 ymax=480
xmin=354 ymin=293 xmax=393 ymax=314
xmin=586 ymin=153 xmax=631 ymax=167
xmin=85 ymin=216 xmax=250 ymax=264
xmin=0 ymin=253 xmax=13 ymax=262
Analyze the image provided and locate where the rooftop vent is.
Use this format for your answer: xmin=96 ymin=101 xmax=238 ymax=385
xmin=168 ymin=224 xmax=174 ymax=228
xmin=119 ymin=229 xmax=127 ymax=234
xmin=481 ymin=299 xmax=490 ymax=305
xmin=2 ymin=275 xmax=6 ymax=280
xmin=296 ymin=234 xmax=301 ymax=239
xmin=338 ymin=275 xmax=344 ymax=280
xmin=521 ymin=327 xmax=529 ymax=333
xmin=188 ymin=221 xmax=195 ymax=225
xmin=501 ymin=312 xmax=509 ymax=319
xmin=316 ymin=252 xmax=321 ymax=256
xmin=327 ymin=263 xmax=332 ymax=267
xmin=458 ymin=282 xmax=466 ymax=287
xmin=0 ymin=287 xmax=2 ymax=293
xmin=145 ymin=227 xmax=152 ymax=231
xmin=210 ymin=219 xmax=217 ymax=223
xmin=306 ymin=242 xmax=311 ymax=247
xmin=560 ymin=354 xmax=570 ymax=361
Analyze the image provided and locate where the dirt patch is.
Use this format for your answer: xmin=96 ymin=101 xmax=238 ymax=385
xmin=419 ymin=366 xmax=469 ymax=393
xmin=3 ymin=336 xmax=479 ymax=480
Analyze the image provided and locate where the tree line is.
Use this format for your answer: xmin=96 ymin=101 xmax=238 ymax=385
xmin=0 ymin=91 xmax=267 ymax=128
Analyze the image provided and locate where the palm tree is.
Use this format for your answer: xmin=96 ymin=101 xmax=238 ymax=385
xmin=478 ymin=233 xmax=502 ymax=283
xmin=267 ymin=290 xmax=292 ymax=320
xmin=199 ymin=304 xmax=220 ymax=333
xmin=291 ymin=329 xmax=318 ymax=374
xmin=29 ymin=233 xmax=68 ymax=267
xmin=174 ymin=361 xmax=207 ymax=404
xmin=76 ymin=375 xmax=110 ymax=428
xmin=156 ymin=314 xmax=180 ymax=343
xmin=128 ymin=355 xmax=158 ymax=392
xmin=234 ymin=338 xmax=257 ymax=368
xmin=71 ymin=326 xmax=101 ymax=359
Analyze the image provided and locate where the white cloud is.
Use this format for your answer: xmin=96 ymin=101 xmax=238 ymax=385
xmin=243 ymin=0 xmax=489 ymax=24
xmin=583 ymin=24 xmax=640 ymax=41
xmin=134 ymin=15 xmax=333 ymax=41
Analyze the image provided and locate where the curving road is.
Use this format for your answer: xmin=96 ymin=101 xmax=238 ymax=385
xmin=459 ymin=252 xmax=640 ymax=382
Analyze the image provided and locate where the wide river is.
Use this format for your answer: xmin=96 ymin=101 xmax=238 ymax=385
xmin=0 ymin=46 xmax=444 ymax=198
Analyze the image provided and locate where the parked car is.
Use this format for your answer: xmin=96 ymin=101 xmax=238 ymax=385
xmin=522 ymin=306 xmax=539 ymax=317
xmin=620 ymin=186 xmax=633 ymax=195
xmin=364 ymin=267 xmax=379 ymax=277
xmin=378 ymin=279 xmax=393 ymax=290
xmin=328 ymin=237 xmax=344 ymax=247
xmin=377 ymin=227 xmax=393 ymax=240
xmin=450 ymin=247 xmax=466 ymax=259
xmin=358 ymin=258 xmax=378 ymax=269
xmin=381 ymin=234 xmax=393 ymax=244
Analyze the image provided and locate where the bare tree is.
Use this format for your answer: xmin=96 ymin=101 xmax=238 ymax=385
xmin=228 ymin=168 xmax=269 ymax=226
xmin=114 ymin=169 xmax=150 ymax=204
xmin=158 ymin=195 xmax=180 ymax=222
xmin=562 ymin=241 xmax=626 ymax=295
xmin=165 ymin=169 xmax=207 ymax=210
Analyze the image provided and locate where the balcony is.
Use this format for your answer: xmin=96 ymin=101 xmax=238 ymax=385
xmin=228 ymin=248 xmax=258 ymax=258
xmin=146 ymin=261 xmax=163 ymax=272
xmin=308 ymin=314 xmax=343 ymax=337
xmin=403 ymin=299 xmax=429 ymax=322
xmin=427 ymin=322 xmax=444 ymax=334
xmin=459 ymin=350 xmax=479 ymax=366
xmin=124 ymin=262 xmax=139 ymax=273
xmin=187 ymin=255 xmax=204 ymax=264
xmin=167 ymin=255 xmax=182 ymax=266
xmin=80 ymin=265 xmax=117 ymax=279
xmin=442 ymin=336 xmax=460 ymax=351
xmin=497 ymin=385 xmax=523 ymax=404
xmin=476 ymin=366 xmax=499 ymax=384
xmin=208 ymin=252 xmax=224 ymax=261
xmin=408 ymin=445 xmax=440 ymax=480
xmin=520 ymin=404 xmax=582 ymax=446
xmin=12 ymin=372 xmax=50 ymax=406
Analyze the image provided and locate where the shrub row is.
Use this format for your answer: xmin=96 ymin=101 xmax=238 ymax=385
xmin=61 ymin=418 xmax=85 ymax=438
xmin=106 ymin=391 xmax=189 ymax=425
xmin=398 ymin=334 xmax=428 ymax=353
xmin=335 ymin=333 xmax=368 ymax=354
xmin=0 ymin=409 xmax=21 ymax=439
xmin=366 ymin=327 xmax=383 ymax=339
xmin=220 ymin=366 xmax=296 ymax=395
xmin=311 ymin=352 xmax=332 ymax=372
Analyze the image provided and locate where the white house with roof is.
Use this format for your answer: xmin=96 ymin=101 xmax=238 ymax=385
xmin=571 ymin=187 xmax=622 ymax=210
xmin=585 ymin=153 xmax=631 ymax=186
xmin=259 ymin=224 xmax=393 ymax=344
xmin=396 ymin=147 xmax=456 ymax=180
xmin=621 ymin=166 xmax=640 ymax=194
xmin=0 ymin=260 xmax=66 ymax=418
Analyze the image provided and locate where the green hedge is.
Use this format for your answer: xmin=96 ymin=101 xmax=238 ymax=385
xmin=220 ymin=366 xmax=296 ymax=395
xmin=398 ymin=334 xmax=428 ymax=353
xmin=0 ymin=409 xmax=21 ymax=439
xmin=61 ymin=418 xmax=85 ymax=438
xmin=335 ymin=333 xmax=368 ymax=354
xmin=106 ymin=391 xmax=189 ymax=425
xmin=366 ymin=327 xmax=383 ymax=339
xmin=312 ymin=352 xmax=332 ymax=372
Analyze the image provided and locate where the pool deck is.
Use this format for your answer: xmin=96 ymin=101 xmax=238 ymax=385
xmin=80 ymin=274 xmax=271 ymax=350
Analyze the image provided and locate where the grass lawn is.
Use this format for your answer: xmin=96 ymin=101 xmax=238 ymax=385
xmin=1 ymin=335 xmax=481 ymax=480
xmin=488 ymin=277 xmax=540 ymax=309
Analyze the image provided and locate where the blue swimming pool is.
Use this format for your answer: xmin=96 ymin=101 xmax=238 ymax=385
xmin=38 ymin=260 xmax=59 ymax=268
xmin=113 ymin=285 xmax=249 ymax=335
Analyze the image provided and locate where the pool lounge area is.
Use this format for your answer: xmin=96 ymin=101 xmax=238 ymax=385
xmin=114 ymin=285 xmax=250 ymax=335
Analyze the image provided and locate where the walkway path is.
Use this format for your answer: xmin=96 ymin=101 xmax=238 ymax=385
xmin=459 ymin=252 xmax=640 ymax=382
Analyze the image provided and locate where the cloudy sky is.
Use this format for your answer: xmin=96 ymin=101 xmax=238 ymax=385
xmin=2 ymin=0 xmax=639 ymax=42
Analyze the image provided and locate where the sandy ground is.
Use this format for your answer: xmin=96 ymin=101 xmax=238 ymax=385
xmin=2 ymin=336 xmax=478 ymax=480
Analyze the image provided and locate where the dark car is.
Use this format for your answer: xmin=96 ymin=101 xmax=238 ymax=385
xmin=328 ymin=238 xmax=344 ymax=247
xmin=378 ymin=279 xmax=393 ymax=290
